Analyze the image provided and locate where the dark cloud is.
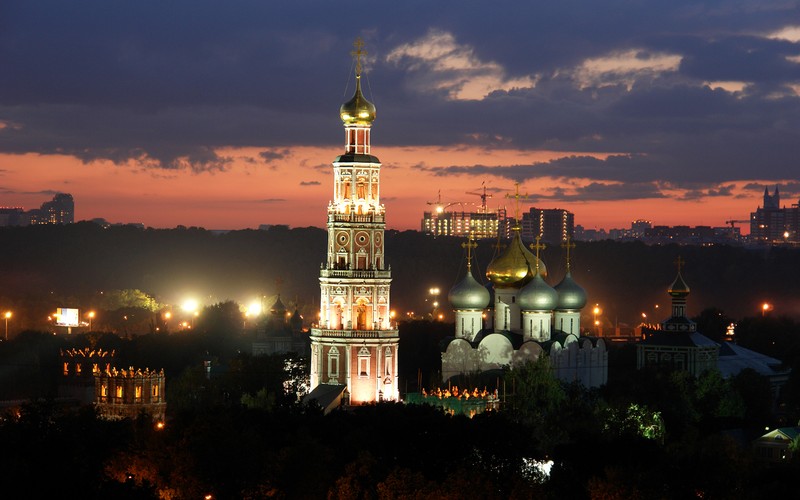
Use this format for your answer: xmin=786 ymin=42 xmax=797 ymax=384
xmin=259 ymin=149 xmax=291 ymax=163
xmin=0 ymin=0 xmax=798 ymax=185
xmin=743 ymin=182 xmax=800 ymax=198
xmin=300 ymin=181 xmax=321 ymax=186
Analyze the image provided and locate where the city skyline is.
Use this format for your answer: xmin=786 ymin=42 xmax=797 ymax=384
xmin=2 ymin=2 xmax=800 ymax=233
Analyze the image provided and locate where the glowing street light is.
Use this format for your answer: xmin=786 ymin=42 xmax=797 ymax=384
xmin=182 ymin=299 xmax=199 ymax=313
xmin=87 ymin=311 xmax=95 ymax=331
xmin=429 ymin=287 xmax=440 ymax=319
xmin=762 ymin=302 xmax=772 ymax=317
xmin=593 ymin=304 xmax=601 ymax=333
xmin=4 ymin=311 xmax=11 ymax=340
xmin=248 ymin=300 xmax=262 ymax=316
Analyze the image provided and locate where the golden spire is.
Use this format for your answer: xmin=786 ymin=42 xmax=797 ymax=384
xmin=561 ymin=237 xmax=576 ymax=272
xmin=529 ymin=235 xmax=546 ymax=275
xmin=462 ymin=234 xmax=478 ymax=271
xmin=351 ymin=37 xmax=367 ymax=77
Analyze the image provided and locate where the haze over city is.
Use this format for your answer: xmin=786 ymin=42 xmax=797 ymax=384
xmin=2 ymin=2 xmax=799 ymax=231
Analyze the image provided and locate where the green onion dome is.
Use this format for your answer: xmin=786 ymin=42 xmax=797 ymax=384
xmin=554 ymin=271 xmax=587 ymax=310
xmin=449 ymin=269 xmax=491 ymax=310
xmin=519 ymin=271 xmax=558 ymax=312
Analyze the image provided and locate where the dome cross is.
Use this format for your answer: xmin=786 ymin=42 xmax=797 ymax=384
xmin=529 ymin=235 xmax=546 ymax=275
xmin=351 ymin=37 xmax=367 ymax=77
xmin=461 ymin=234 xmax=478 ymax=271
xmin=561 ymin=237 xmax=576 ymax=272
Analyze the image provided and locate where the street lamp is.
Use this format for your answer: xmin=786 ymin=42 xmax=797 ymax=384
xmin=593 ymin=304 xmax=601 ymax=333
xmin=429 ymin=287 xmax=440 ymax=319
xmin=87 ymin=311 xmax=95 ymax=331
xmin=4 ymin=311 xmax=11 ymax=340
xmin=762 ymin=302 xmax=771 ymax=317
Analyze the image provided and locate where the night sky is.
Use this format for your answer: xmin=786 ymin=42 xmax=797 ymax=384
xmin=1 ymin=1 xmax=799 ymax=231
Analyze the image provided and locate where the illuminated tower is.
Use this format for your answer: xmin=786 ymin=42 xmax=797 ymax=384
xmin=309 ymin=39 xmax=399 ymax=405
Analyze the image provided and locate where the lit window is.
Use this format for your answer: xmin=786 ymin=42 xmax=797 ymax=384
xmin=116 ymin=386 xmax=123 ymax=398
xmin=328 ymin=346 xmax=340 ymax=379
xmin=358 ymin=346 xmax=370 ymax=378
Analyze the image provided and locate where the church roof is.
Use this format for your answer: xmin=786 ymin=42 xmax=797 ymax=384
xmin=334 ymin=153 xmax=381 ymax=164
xmin=639 ymin=330 xmax=718 ymax=348
xmin=302 ymin=384 xmax=347 ymax=414
xmin=718 ymin=342 xmax=790 ymax=379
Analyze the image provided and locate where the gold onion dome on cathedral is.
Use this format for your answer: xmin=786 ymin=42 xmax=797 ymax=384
xmin=340 ymin=75 xmax=376 ymax=126
xmin=486 ymin=229 xmax=546 ymax=289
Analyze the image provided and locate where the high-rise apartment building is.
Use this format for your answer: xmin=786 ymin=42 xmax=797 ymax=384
xmin=520 ymin=207 xmax=574 ymax=244
xmin=751 ymin=186 xmax=799 ymax=244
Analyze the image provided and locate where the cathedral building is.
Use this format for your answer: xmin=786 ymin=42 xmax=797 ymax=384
xmin=441 ymin=227 xmax=608 ymax=388
xmin=307 ymin=40 xmax=399 ymax=406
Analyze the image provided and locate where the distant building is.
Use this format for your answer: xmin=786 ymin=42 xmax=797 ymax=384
xmin=252 ymin=295 xmax=310 ymax=356
xmin=59 ymin=347 xmax=166 ymax=422
xmin=520 ymin=207 xmax=574 ymax=244
xmin=422 ymin=208 xmax=507 ymax=239
xmin=753 ymin=427 xmax=800 ymax=462
xmin=750 ymin=186 xmax=800 ymax=245
xmin=0 ymin=207 xmax=27 ymax=226
xmin=29 ymin=193 xmax=74 ymax=225
xmin=0 ymin=193 xmax=74 ymax=226
xmin=643 ymin=225 xmax=736 ymax=245
xmin=630 ymin=219 xmax=652 ymax=238
xmin=638 ymin=261 xmax=790 ymax=403
xmin=574 ymin=225 xmax=608 ymax=241
xmin=94 ymin=367 xmax=166 ymax=422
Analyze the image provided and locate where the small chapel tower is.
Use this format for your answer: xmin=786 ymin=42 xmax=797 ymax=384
xmin=309 ymin=39 xmax=399 ymax=405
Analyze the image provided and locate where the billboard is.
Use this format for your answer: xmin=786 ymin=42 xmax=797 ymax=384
xmin=56 ymin=308 xmax=80 ymax=327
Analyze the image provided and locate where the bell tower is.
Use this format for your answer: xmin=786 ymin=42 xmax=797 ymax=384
xmin=309 ymin=39 xmax=399 ymax=405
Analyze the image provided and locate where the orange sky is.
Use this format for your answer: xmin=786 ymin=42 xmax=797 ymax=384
xmin=0 ymin=147 xmax=764 ymax=234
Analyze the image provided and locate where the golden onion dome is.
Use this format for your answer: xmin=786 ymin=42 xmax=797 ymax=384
xmin=340 ymin=75 xmax=376 ymax=126
xmin=486 ymin=229 xmax=546 ymax=288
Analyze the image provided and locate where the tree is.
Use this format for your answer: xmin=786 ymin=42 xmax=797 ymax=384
xmin=504 ymin=356 xmax=566 ymax=429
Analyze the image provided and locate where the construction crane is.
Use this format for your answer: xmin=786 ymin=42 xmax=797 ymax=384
xmin=466 ymin=183 xmax=493 ymax=213
xmin=725 ymin=219 xmax=749 ymax=229
xmin=427 ymin=190 xmax=463 ymax=213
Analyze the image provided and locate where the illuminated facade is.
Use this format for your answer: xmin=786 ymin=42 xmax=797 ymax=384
xmin=94 ymin=367 xmax=166 ymax=422
xmin=0 ymin=193 xmax=74 ymax=226
xmin=59 ymin=347 xmax=166 ymax=422
xmin=309 ymin=40 xmax=399 ymax=405
xmin=421 ymin=208 xmax=507 ymax=239
xmin=750 ymin=186 xmax=800 ymax=245
xmin=520 ymin=207 xmax=574 ymax=244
